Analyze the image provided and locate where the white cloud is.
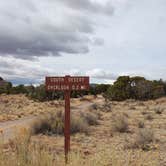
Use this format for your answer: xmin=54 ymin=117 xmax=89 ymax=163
xmin=86 ymin=68 xmax=118 ymax=80
xmin=0 ymin=56 xmax=52 ymax=81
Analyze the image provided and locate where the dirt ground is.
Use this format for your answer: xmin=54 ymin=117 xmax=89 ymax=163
xmin=0 ymin=94 xmax=96 ymax=121
xmin=32 ymin=97 xmax=166 ymax=165
xmin=0 ymin=94 xmax=166 ymax=165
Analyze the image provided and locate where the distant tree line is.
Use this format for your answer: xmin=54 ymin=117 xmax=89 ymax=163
xmin=0 ymin=76 xmax=166 ymax=101
xmin=105 ymin=76 xmax=166 ymax=101
xmin=0 ymin=77 xmax=109 ymax=101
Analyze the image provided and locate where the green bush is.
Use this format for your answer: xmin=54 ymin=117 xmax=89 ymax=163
xmin=28 ymin=85 xmax=47 ymax=101
xmin=105 ymin=76 xmax=166 ymax=101
xmin=11 ymin=84 xmax=27 ymax=94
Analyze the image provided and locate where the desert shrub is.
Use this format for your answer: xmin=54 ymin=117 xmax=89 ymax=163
xmin=50 ymin=118 xmax=64 ymax=135
xmin=31 ymin=110 xmax=64 ymax=135
xmin=100 ymin=102 xmax=112 ymax=112
xmin=95 ymin=84 xmax=110 ymax=94
xmin=90 ymin=103 xmax=98 ymax=110
xmin=71 ymin=90 xmax=88 ymax=98
xmin=87 ymin=108 xmax=102 ymax=120
xmin=70 ymin=115 xmax=89 ymax=134
xmin=81 ymin=111 xmax=99 ymax=126
xmin=88 ymin=84 xmax=109 ymax=96
xmin=10 ymin=84 xmax=28 ymax=94
xmin=27 ymin=84 xmax=65 ymax=101
xmin=112 ymin=114 xmax=129 ymax=133
xmin=31 ymin=115 xmax=52 ymax=134
xmin=28 ymin=85 xmax=47 ymax=102
xmin=154 ymin=107 xmax=164 ymax=114
xmin=134 ymin=128 xmax=154 ymax=151
xmin=31 ymin=111 xmax=91 ymax=135
xmin=138 ymin=120 xmax=145 ymax=128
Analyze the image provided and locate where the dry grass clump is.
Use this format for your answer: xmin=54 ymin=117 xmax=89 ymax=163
xmin=133 ymin=128 xmax=155 ymax=151
xmin=31 ymin=111 xmax=87 ymax=135
xmin=0 ymin=129 xmax=54 ymax=166
xmin=90 ymin=103 xmax=98 ymax=110
xmin=137 ymin=120 xmax=145 ymax=128
xmin=31 ymin=110 xmax=99 ymax=135
xmin=33 ymin=111 xmax=59 ymax=134
xmin=102 ymin=103 xmax=112 ymax=112
xmin=70 ymin=115 xmax=89 ymax=134
xmin=80 ymin=111 xmax=99 ymax=126
xmin=154 ymin=107 xmax=164 ymax=114
xmin=112 ymin=114 xmax=129 ymax=133
xmin=31 ymin=111 xmax=61 ymax=135
xmin=137 ymin=128 xmax=154 ymax=143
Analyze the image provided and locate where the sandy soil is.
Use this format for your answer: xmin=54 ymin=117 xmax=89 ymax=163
xmin=32 ymin=97 xmax=166 ymax=165
xmin=0 ymin=94 xmax=166 ymax=165
xmin=0 ymin=94 xmax=101 ymax=142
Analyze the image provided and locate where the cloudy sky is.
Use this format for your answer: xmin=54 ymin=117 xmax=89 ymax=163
xmin=0 ymin=0 xmax=166 ymax=84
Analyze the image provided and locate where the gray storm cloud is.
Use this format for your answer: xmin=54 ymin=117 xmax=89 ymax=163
xmin=1 ymin=0 xmax=166 ymax=84
xmin=60 ymin=0 xmax=114 ymax=15
xmin=0 ymin=0 xmax=112 ymax=60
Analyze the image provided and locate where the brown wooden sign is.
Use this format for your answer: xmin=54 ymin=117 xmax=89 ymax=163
xmin=45 ymin=75 xmax=89 ymax=163
xmin=46 ymin=76 xmax=89 ymax=91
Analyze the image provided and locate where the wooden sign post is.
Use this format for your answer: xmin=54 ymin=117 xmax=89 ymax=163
xmin=45 ymin=75 xmax=89 ymax=162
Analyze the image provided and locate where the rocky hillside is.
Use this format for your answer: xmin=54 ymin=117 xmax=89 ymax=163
xmin=0 ymin=77 xmax=8 ymax=86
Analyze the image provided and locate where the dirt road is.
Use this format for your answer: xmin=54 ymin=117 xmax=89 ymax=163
xmin=0 ymin=115 xmax=37 ymax=142
xmin=0 ymin=99 xmax=103 ymax=143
